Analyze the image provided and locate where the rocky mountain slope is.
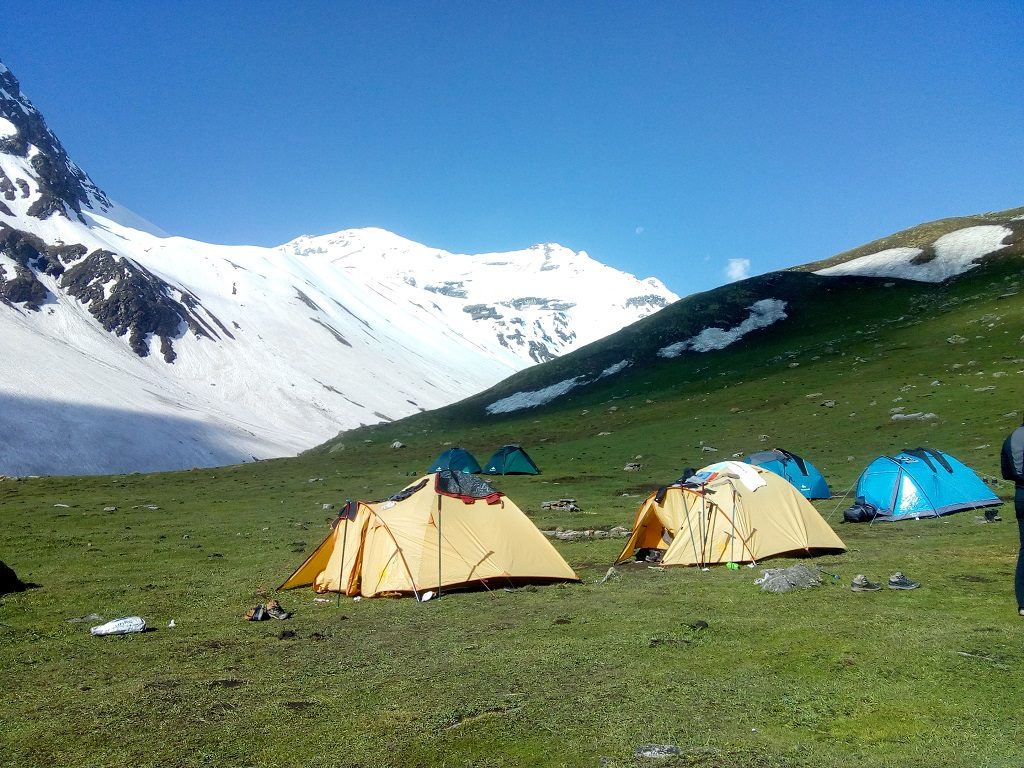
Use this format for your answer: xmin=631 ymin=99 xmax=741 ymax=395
xmin=0 ymin=61 xmax=676 ymax=475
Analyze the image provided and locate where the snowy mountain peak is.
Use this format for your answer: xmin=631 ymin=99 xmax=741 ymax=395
xmin=0 ymin=61 xmax=679 ymax=475
xmin=279 ymin=229 xmax=677 ymax=364
xmin=0 ymin=60 xmax=111 ymax=222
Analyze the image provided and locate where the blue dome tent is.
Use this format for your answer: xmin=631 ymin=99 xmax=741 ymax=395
xmin=482 ymin=445 xmax=541 ymax=475
xmin=745 ymin=448 xmax=831 ymax=499
xmin=427 ymin=447 xmax=482 ymax=474
xmin=853 ymin=447 xmax=1001 ymax=521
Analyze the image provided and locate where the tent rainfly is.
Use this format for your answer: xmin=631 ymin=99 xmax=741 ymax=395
xmin=482 ymin=444 xmax=541 ymax=475
xmin=745 ymin=448 xmax=831 ymax=499
xmin=427 ymin=447 xmax=482 ymax=474
xmin=280 ymin=470 xmax=579 ymax=598
xmin=852 ymin=447 xmax=1001 ymax=521
xmin=615 ymin=461 xmax=846 ymax=567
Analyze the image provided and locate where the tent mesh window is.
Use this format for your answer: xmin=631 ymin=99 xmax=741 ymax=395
xmin=435 ymin=469 xmax=502 ymax=500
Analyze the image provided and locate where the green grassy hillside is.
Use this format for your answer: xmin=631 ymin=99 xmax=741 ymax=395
xmin=1 ymin=214 xmax=1023 ymax=767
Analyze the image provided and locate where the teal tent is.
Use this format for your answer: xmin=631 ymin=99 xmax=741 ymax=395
xmin=482 ymin=445 xmax=541 ymax=475
xmin=428 ymin=447 xmax=481 ymax=474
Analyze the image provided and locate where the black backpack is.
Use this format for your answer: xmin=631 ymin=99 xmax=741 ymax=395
xmin=843 ymin=498 xmax=880 ymax=523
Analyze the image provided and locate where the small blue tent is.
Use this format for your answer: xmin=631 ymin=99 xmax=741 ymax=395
xmin=745 ymin=448 xmax=831 ymax=499
xmin=854 ymin=447 xmax=1001 ymax=521
xmin=427 ymin=447 xmax=481 ymax=474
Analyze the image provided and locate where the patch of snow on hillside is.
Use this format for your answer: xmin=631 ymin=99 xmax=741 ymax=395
xmin=484 ymin=359 xmax=632 ymax=415
xmin=601 ymin=360 xmax=631 ymax=377
xmin=814 ymin=247 xmax=923 ymax=279
xmin=814 ymin=225 xmax=1011 ymax=282
xmin=0 ymin=116 xmax=16 ymax=139
xmin=931 ymin=226 xmax=1012 ymax=277
xmin=485 ymin=376 xmax=586 ymax=414
xmin=658 ymin=299 xmax=788 ymax=358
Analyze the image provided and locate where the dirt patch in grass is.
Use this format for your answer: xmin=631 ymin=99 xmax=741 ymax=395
xmin=207 ymin=678 xmax=246 ymax=689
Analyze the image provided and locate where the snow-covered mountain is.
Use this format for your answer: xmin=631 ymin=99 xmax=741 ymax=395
xmin=0 ymin=61 xmax=677 ymax=475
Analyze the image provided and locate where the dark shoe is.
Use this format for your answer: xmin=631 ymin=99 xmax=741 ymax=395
xmin=245 ymin=603 xmax=267 ymax=621
xmin=266 ymin=599 xmax=291 ymax=620
xmin=888 ymin=572 xmax=920 ymax=590
xmin=851 ymin=574 xmax=881 ymax=592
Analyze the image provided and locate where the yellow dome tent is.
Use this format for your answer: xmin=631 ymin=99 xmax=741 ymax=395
xmin=615 ymin=461 xmax=846 ymax=567
xmin=280 ymin=471 xmax=579 ymax=598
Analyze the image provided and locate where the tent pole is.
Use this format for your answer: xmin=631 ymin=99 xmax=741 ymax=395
xmin=730 ymin=485 xmax=737 ymax=564
xmin=704 ymin=484 xmax=721 ymax=566
xmin=680 ymin=490 xmax=702 ymax=567
xmin=336 ymin=502 xmax=351 ymax=606
xmin=437 ymin=493 xmax=443 ymax=600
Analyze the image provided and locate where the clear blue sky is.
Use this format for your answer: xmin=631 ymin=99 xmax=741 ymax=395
xmin=3 ymin=1 xmax=1022 ymax=295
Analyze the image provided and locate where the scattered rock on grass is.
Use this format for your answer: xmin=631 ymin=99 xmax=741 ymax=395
xmin=541 ymin=498 xmax=581 ymax=512
xmin=633 ymin=744 xmax=682 ymax=759
xmin=754 ymin=564 xmax=824 ymax=593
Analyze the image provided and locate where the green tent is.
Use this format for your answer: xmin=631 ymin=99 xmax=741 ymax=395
xmin=482 ymin=445 xmax=541 ymax=475
xmin=428 ymin=447 xmax=482 ymax=474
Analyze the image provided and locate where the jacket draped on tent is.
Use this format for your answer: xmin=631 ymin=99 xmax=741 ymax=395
xmin=615 ymin=461 xmax=846 ymax=567
xmin=280 ymin=471 xmax=578 ymax=597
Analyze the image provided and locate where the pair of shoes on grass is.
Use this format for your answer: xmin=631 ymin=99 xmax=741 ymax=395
xmin=851 ymin=572 xmax=920 ymax=592
xmin=244 ymin=599 xmax=291 ymax=621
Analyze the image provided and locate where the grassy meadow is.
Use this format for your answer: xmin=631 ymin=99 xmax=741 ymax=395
xmin=2 ymin=258 xmax=1023 ymax=767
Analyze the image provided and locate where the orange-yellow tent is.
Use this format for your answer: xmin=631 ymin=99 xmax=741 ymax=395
xmin=280 ymin=471 xmax=579 ymax=597
xmin=615 ymin=461 xmax=846 ymax=567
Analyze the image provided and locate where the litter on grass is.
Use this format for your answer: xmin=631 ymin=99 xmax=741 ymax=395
xmin=90 ymin=617 xmax=146 ymax=636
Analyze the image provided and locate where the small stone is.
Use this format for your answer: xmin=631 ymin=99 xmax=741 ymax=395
xmin=633 ymin=744 xmax=682 ymax=759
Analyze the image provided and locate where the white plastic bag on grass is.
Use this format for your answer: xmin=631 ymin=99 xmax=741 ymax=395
xmin=90 ymin=616 xmax=146 ymax=636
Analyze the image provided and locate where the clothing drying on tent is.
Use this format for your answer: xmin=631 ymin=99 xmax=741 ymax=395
xmin=850 ymin=447 xmax=1001 ymax=522
xmin=745 ymin=448 xmax=831 ymax=499
xmin=427 ymin=447 xmax=481 ymax=474
xmin=615 ymin=460 xmax=846 ymax=568
xmin=279 ymin=470 xmax=579 ymax=598
xmin=482 ymin=444 xmax=540 ymax=475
